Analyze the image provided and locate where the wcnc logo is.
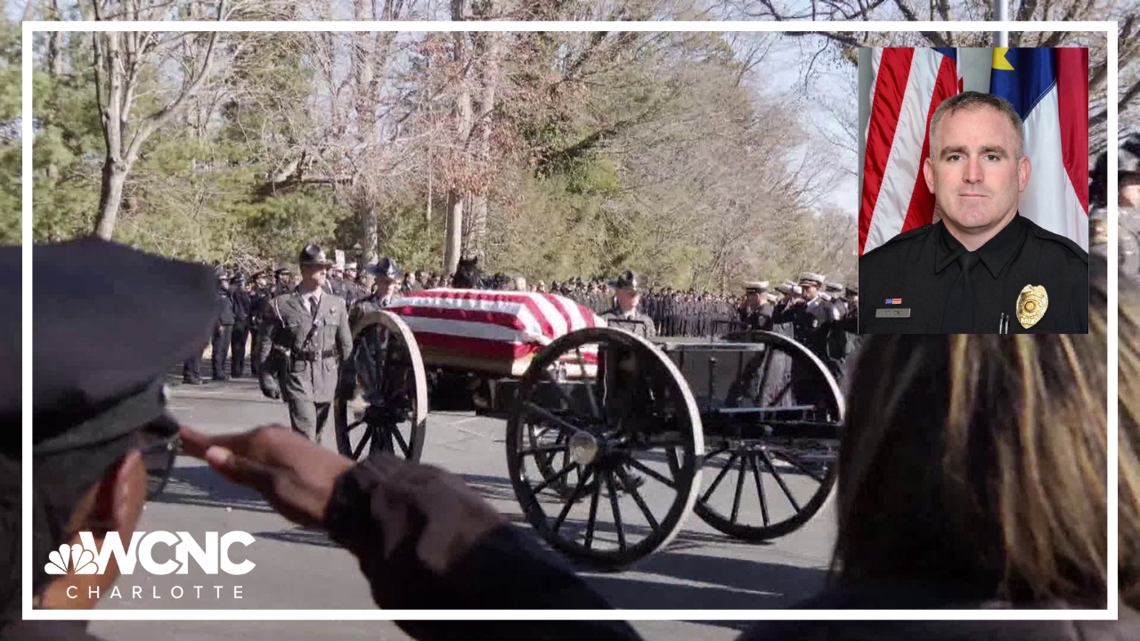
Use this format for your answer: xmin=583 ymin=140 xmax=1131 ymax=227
xmin=45 ymin=531 xmax=256 ymax=576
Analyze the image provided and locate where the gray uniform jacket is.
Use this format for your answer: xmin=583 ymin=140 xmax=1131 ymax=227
xmin=600 ymin=306 xmax=657 ymax=339
xmin=258 ymin=290 xmax=353 ymax=404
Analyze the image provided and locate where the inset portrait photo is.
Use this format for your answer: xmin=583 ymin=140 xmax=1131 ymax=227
xmin=857 ymin=47 xmax=1090 ymax=335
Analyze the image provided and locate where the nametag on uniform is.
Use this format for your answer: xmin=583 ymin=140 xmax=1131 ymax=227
xmin=875 ymin=308 xmax=911 ymax=318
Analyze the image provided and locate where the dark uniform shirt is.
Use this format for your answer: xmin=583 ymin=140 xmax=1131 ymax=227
xmin=216 ymin=289 xmax=235 ymax=326
xmin=859 ymin=214 xmax=1089 ymax=334
xmin=737 ymin=303 xmax=774 ymax=331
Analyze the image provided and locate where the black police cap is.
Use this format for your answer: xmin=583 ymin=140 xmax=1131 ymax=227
xmin=0 ymin=237 xmax=216 ymax=459
xmin=366 ymin=257 xmax=402 ymax=281
xmin=609 ymin=270 xmax=641 ymax=291
xmin=299 ymin=244 xmax=335 ymax=267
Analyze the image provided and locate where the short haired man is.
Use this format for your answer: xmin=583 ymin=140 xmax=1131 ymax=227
xmin=859 ymin=91 xmax=1089 ymax=334
xmin=600 ymin=271 xmax=657 ymax=339
xmin=257 ymin=245 xmax=353 ymax=444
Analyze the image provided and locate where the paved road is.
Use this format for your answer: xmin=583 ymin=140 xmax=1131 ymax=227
xmin=90 ymin=373 xmax=837 ymax=641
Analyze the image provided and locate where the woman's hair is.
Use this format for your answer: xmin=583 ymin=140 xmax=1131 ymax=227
xmin=831 ymin=252 xmax=1135 ymax=609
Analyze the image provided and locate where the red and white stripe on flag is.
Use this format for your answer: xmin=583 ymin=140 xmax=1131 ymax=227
xmin=386 ymin=289 xmax=604 ymax=367
xmin=859 ymin=48 xmax=961 ymax=256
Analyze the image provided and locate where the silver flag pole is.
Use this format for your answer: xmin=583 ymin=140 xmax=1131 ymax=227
xmin=994 ymin=0 xmax=1010 ymax=47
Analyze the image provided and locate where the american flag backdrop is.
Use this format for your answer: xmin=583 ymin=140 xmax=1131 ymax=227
xmin=859 ymin=47 xmax=962 ymax=256
xmin=859 ymin=47 xmax=1090 ymax=256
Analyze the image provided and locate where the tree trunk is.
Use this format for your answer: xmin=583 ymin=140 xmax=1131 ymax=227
xmin=95 ymin=162 xmax=128 ymax=240
xmin=444 ymin=190 xmax=464 ymax=275
xmin=446 ymin=0 xmax=472 ymax=274
xmin=357 ymin=189 xmax=379 ymax=266
xmin=464 ymin=8 xmax=502 ymax=261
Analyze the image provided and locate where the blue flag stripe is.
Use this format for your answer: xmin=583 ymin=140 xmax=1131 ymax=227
xmin=990 ymin=48 xmax=1057 ymax=119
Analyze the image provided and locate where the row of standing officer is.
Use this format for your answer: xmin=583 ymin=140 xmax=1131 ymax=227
xmin=182 ymin=268 xmax=296 ymax=384
xmin=734 ymin=273 xmax=859 ymax=393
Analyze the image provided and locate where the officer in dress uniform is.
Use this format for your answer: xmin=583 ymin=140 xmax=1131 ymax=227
xmin=772 ymin=272 xmax=842 ymax=404
xmin=258 ymin=245 xmax=353 ymax=444
xmin=342 ymin=262 xmax=363 ymax=306
xmin=211 ymin=272 xmax=235 ymax=381
xmin=859 ymin=91 xmax=1088 ymax=334
xmin=841 ymin=283 xmax=861 ymax=355
xmin=272 ymin=267 xmax=293 ymax=296
xmin=737 ymin=281 xmax=774 ymax=332
xmin=248 ymin=272 xmax=271 ymax=377
xmin=600 ymin=271 xmax=657 ymax=339
xmin=228 ymin=274 xmax=252 ymax=378
xmin=823 ymin=281 xmax=851 ymax=386
xmin=349 ymin=258 xmax=403 ymax=328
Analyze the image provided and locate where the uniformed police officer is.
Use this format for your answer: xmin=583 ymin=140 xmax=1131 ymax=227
xmin=272 ymin=267 xmax=293 ymax=296
xmin=229 ymin=274 xmax=252 ymax=378
xmin=350 ymin=258 xmax=403 ymax=328
xmin=258 ymin=245 xmax=354 ymax=444
xmin=772 ymin=272 xmax=842 ymax=403
xmin=249 ymin=271 xmax=271 ymax=377
xmin=212 ymin=272 xmax=235 ymax=381
xmin=737 ymin=281 xmax=774 ymax=332
xmin=859 ymin=91 xmax=1088 ymax=334
xmin=600 ymin=271 xmax=657 ymax=339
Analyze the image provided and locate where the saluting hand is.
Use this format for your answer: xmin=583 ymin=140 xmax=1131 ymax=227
xmin=179 ymin=424 xmax=354 ymax=529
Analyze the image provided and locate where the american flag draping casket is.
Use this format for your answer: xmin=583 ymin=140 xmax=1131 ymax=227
xmin=385 ymin=289 xmax=607 ymax=378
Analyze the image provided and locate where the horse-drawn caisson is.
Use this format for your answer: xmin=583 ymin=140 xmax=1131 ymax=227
xmin=334 ymin=258 xmax=843 ymax=569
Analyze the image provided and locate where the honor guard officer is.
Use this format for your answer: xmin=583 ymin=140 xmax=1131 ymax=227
xmin=738 ymin=281 xmax=774 ymax=331
xmin=249 ymin=271 xmax=272 ymax=377
xmin=600 ymin=271 xmax=657 ymax=339
xmin=272 ymin=267 xmax=293 ymax=296
xmin=824 ymin=282 xmax=847 ymax=316
xmin=342 ymin=262 xmax=364 ymax=305
xmin=859 ymin=91 xmax=1089 ymax=334
xmin=773 ymin=272 xmax=843 ymax=400
xmin=350 ymin=258 xmax=403 ymax=328
xmin=258 ymin=245 xmax=353 ymax=444
xmin=229 ymin=273 xmax=252 ymax=378
xmin=212 ymin=271 xmax=235 ymax=381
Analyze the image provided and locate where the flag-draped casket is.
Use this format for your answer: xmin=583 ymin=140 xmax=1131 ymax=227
xmin=385 ymin=289 xmax=606 ymax=377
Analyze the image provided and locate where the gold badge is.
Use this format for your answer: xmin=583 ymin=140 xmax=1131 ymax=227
xmin=1016 ymin=285 xmax=1048 ymax=329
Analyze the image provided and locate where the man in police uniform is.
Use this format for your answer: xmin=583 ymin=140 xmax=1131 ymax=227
xmin=228 ymin=273 xmax=252 ymax=378
xmin=773 ymin=272 xmax=842 ymax=402
xmin=349 ymin=258 xmax=403 ymax=328
xmin=737 ymin=281 xmax=774 ymax=332
xmin=258 ymin=245 xmax=354 ymax=444
xmin=600 ymin=270 xmax=657 ymax=339
xmin=211 ymin=272 xmax=235 ymax=381
xmin=272 ymin=267 xmax=293 ymax=296
xmin=859 ymin=91 xmax=1088 ymax=334
xmin=248 ymin=271 xmax=272 ymax=377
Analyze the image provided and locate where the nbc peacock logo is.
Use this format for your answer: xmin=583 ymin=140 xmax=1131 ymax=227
xmin=44 ymin=543 xmax=99 ymax=575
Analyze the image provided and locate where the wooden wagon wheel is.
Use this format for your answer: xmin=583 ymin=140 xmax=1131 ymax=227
xmin=684 ymin=329 xmax=842 ymax=542
xmin=506 ymin=326 xmax=704 ymax=570
xmin=334 ymin=311 xmax=429 ymax=463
